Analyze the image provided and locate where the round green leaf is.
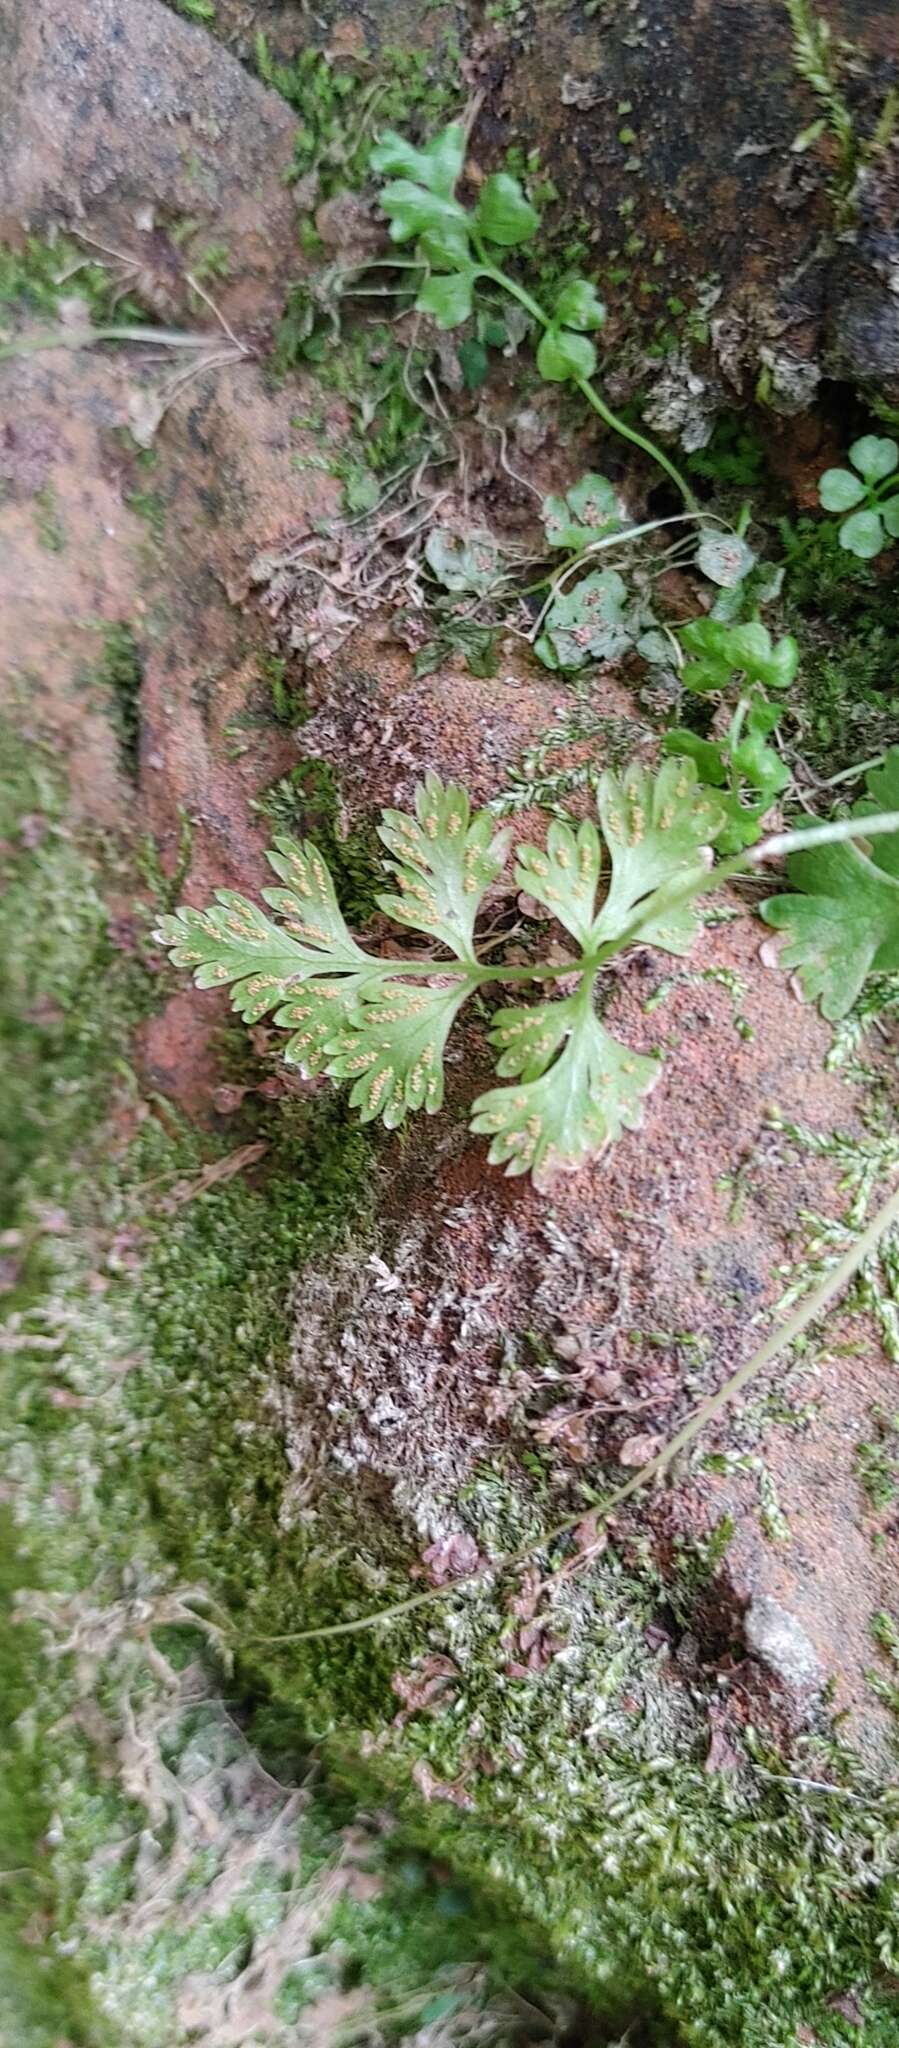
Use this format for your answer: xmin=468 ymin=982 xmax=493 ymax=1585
xmin=553 ymin=278 xmax=606 ymax=331
xmin=474 ymin=172 xmax=539 ymax=247
xmin=817 ymin=467 xmax=866 ymax=512
xmin=849 ymin=434 xmax=898 ymax=483
xmin=839 ymin=507 xmax=885 ymax=559
xmin=880 ymin=494 xmax=899 ymax=540
xmin=536 ymin=326 xmax=596 ymax=382
xmin=819 ymin=468 xmax=868 ymax=512
xmin=415 ymin=268 xmax=475 ymax=328
xmin=695 ymin=532 xmax=756 ymax=588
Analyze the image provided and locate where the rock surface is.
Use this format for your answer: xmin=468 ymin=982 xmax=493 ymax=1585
xmin=0 ymin=0 xmax=300 ymax=328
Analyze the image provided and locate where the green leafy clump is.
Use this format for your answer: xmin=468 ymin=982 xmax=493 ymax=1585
xmin=664 ymin=696 xmax=789 ymax=853
xmin=368 ymin=120 xmax=697 ymax=507
xmin=762 ymin=749 xmax=899 ymax=1017
xmin=663 ymin=618 xmax=798 ymax=850
xmin=674 ymin=618 xmax=799 ymax=697
xmin=159 ymin=761 xmax=729 ymax=1182
xmin=818 ymin=435 xmax=899 ymax=559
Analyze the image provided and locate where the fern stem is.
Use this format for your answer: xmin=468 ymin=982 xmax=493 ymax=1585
xmin=474 ymin=256 xmax=699 ymax=513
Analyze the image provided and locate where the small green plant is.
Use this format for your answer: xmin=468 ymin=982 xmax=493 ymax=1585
xmin=368 ymin=122 xmax=698 ymax=507
xmin=156 ymin=767 xmax=899 ymax=1177
xmin=818 ymin=435 xmax=899 ymax=559
xmin=662 ymin=619 xmax=798 ymax=850
xmin=762 ymin=749 xmax=899 ymax=1016
xmin=541 ymin=472 xmax=622 ymax=553
xmin=664 ymin=697 xmax=789 ymax=853
xmin=159 ymin=760 xmax=732 ymax=1182
xmin=815 ymin=434 xmax=899 ymax=561
xmin=856 ymin=1409 xmax=899 ymax=1512
xmin=673 ymin=618 xmax=800 ymax=697
xmin=533 ymin=568 xmax=634 ymax=671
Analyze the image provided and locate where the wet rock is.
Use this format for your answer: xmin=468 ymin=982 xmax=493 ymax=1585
xmin=745 ymin=1594 xmax=823 ymax=1706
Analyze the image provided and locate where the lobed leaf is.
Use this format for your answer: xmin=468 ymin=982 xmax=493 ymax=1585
xmin=416 ymin=269 xmax=475 ymax=327
xmin=761 ymin=750 xmax=899 ymax=1018
xmin=855 ymin=749 xmax=899 ymax=878
xmin=534 ymin=567 xmax=630 ymax=671
xmin=818 ymin=466 xmax=865 ymax=512
xmin=849 ymin=434 xmax=898 ymax=484
xmin=156 ymin=837 xmax=370 ymax=1022
xmin=553 ymin=279 xmax=606 ymax=331
xmin=542 ymin=472 xmax=620 ymax=553
xmin=472 ymin=1005 xmax=659 ymax=1183
xmin=761 ymin=842 xmax=899 ymax=1019
xmin=325 ymin=976 xmax=473 ymax=1126
xmin=376 ymin=772 xmax=511 ymax=959
xmin=593 ymin=758 xmax=727 ymax=950
xmin=679 ymin=618 xmax=799 ymax=693
xmin=425 ymin=528 xmax=501 ymax=594
xmin=838 ymin=507 xmax=885 ymax=559
xmin=379 ymin=179 xmax=469 ymax=246
xmin=515 ymin=819 xmax=602 ymax=945
xmin=369 ymin=124 xmax=466 ymax=198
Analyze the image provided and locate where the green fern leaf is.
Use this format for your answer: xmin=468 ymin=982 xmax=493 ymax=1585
xmin=376 ymin=773 xmax=510 ymax=959
xmin=514 ymin=819 xmax=602 ymax=945
xmin=324 ymin=975 xmax=473 ymax=1126
xmin=472 ymin=1003 xmax=659 ymax=1181
xmin=155 ymin=836 xmax=371 ymax=1022
xmin=592 ymin=758 xmax=727 ymax=951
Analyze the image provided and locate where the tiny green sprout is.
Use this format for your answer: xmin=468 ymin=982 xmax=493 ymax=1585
xmin=368 ymin=120 xmax=698 ymax=508
xmin=818 ymin=434 xmax=899 ymax=558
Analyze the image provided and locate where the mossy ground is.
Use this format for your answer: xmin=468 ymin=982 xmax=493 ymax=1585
xmin=0 ymin=724 xmax=597 ymax=2046
xmin=4 ymin=714 xmax=899 ymax=2048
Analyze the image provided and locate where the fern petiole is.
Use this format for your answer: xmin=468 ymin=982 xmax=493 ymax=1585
xmin=471 ymin=247 xmax=699 ymax=513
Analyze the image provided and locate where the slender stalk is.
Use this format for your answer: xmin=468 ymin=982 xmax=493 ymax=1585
xmin=473 ymin=253 xmax=699 ymax=513
xmin=249 ymin=1169 xmax=899 ymax=1645
xmin=0 ymin=325 xmax=225 ymax=361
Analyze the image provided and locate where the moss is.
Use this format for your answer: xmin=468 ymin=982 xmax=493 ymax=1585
xmin=778 ymin=517 xmax=899 ymax=775
xmin=0 ymin=233 xmax=143 ymax=325
xmin=5 ymin=717 xmax=899 ymax=2047
xmin=253 ymin=758 xmax=382 ymax=924
xmin=0 ymin=1518 xmax=104 ymax=2047
xmin=90 ymin=622 xmax=144 ymax=777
